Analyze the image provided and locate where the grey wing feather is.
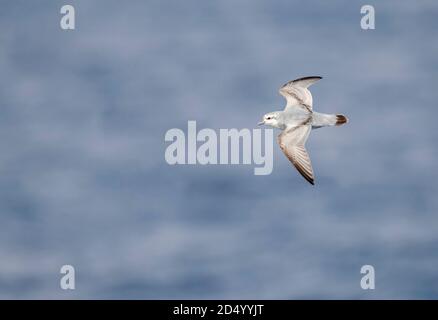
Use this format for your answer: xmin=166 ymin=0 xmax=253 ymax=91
xmin=279 ymin=76 xmax=322 ymax=112
xmin=277 ymin=125 xmax=315 ymax=185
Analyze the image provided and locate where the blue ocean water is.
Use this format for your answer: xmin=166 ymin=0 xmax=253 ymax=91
xmin=0 ymin=0 xmax=437 ymax=299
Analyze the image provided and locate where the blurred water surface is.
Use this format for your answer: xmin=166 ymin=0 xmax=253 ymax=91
xmin=0 ymin=0 xmax=437 ymax=298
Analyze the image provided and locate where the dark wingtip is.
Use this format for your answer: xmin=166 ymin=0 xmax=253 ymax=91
xmin=336 ymin=114 xmax=348 ymax=126
xmin=293 ymin=76 xmax=323 ymax=82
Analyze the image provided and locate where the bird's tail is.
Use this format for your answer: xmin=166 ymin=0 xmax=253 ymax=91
xmin=334 ymin=114 xmax=348 ymax=126
xmin=312 ymin=112 xmax=349 ymax=127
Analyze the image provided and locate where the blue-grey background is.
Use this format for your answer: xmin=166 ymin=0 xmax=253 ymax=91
xmin=0 ymin=0 xmax=437 ymax=299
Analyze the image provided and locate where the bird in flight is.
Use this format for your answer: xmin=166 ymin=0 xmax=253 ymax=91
xmin=258 ymin=76 xmax=348 ymax=185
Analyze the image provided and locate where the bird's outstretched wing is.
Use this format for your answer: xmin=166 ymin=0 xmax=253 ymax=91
xmin=277 ymin=124 xmax=314 ymax=185
xmin=279 ymin=76 xmax=322 ymax=112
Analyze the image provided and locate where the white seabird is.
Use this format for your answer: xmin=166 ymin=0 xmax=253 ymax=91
xmin=258 ymin=76 xmax=348 ymax=185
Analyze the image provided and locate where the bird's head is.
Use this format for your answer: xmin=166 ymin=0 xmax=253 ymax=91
xmin=258 ymin=112 xmax=282 ymax=128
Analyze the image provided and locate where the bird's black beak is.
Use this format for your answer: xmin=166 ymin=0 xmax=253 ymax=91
xmin=258 ymin=121 xmax=265 ymax=126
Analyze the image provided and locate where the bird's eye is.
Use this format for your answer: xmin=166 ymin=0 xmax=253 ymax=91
xmin=267 ymin=117 xmax=271 ymax=120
